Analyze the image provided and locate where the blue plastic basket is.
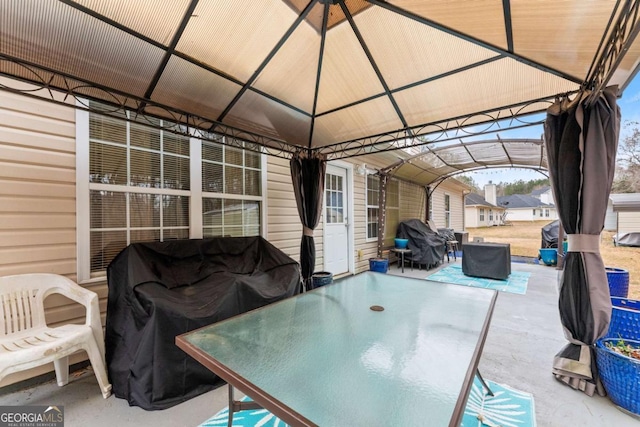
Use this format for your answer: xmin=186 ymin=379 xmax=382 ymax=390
xmin=595 ymin=338 xmax=640 ymax=416
xmin=612 ymin=297 xmax=640 ymax=311
xmin=369 ymin=258 xmax=388 ymax=273
xmin=606 ymin=267 xmax=630 ymax=298
xmin=607 ymin=298 xmax=640 ymax=342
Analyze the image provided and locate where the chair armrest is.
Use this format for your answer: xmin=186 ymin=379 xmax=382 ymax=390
xmin=45 ymin=276 xmax=105 ymax=360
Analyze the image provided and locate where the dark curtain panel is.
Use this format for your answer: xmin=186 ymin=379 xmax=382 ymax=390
xmin=544 ymin=86 xmax=620 ymax=396
xmin=290 ymin=154 xmax=326 ymax=291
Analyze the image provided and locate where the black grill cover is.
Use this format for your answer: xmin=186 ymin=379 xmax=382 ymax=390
xmin=541 ymin=220 xmax=560 ymax=248
xmin=105 ymin=237 xmax=301 ymax=410
xmin=396 ymin=219 xmax=446 ymax=266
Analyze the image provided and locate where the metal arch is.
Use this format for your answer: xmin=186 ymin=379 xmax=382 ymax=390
xmin=497 ymin=135 xmax=515 ymax=167
xmin=379 ymin=138 xmax=544 ymax=177
xmin=318 ymin=93 xmax=567 ymax=159
xmin=427 ymin=165 xmax=549 ymax=191
xmin=0 ymin=59 xmax=298 ymax=159
xmin=586 ymin=0 xmax=640 ymax=105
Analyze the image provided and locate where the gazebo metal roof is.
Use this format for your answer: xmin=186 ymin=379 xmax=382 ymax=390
xmin=1 ymin=0 xmax=640 ymax=165
xmin=375 ymin=137 xmax=547 ymax=187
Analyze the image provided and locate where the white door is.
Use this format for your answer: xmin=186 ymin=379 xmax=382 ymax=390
xmin=324 ymin=166 xmax=349 ymax=275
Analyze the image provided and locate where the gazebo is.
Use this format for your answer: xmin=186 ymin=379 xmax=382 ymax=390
xmin=1 ymin=0 xmax=638 ymax=400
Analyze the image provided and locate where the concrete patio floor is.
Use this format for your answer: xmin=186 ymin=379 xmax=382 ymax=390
xmin=0 ymin=260 xmax=636 ymax=426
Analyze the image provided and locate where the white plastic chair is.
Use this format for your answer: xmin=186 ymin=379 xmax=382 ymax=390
xmin=0 ymin=273 xmax=111 ymax=398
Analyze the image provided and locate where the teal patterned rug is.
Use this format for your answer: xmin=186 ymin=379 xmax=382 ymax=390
xmin=461 ymin=378 xmax=536 ymax=427
xmin=427 ymin=265 xmax=530 ymax=295
xmin=198 ymin=377 xmax=535 ymax=427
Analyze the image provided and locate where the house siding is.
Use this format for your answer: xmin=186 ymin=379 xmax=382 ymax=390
xmin=265 ymin=156 xmax=323 ymax=269
xmin=0 ymin=84 xmax=96 ymax=386
xmin=429 ymin=180 xmax=465 ymax=230
xmin=505 ymin=207 xmax=558 ymax=222
xmin=604 ymin=201 xmax=617 ymax=231
xmin=465 ymin=207 xmax=480 ymax=228
xmin=618 ymin=212 xmax=640 ymax=234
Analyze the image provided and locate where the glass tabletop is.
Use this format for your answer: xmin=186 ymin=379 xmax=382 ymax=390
xmin=178 ymin=272 xmax=497 ymax=427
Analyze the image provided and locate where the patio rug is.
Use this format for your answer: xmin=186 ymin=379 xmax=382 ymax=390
xmin=426 ymin=265 xmax=530 ymax=295
xmin=461 ymin=378 xmax=537 ymax=427
xmin=198 ymin=376 xmax=536 ymax=427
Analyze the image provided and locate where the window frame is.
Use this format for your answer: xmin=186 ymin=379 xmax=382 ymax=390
xmin=444 ymin=194 xmax=451 ymax=228
xmin=365 ymin=174 xmax=399 ymax=242
xmin=76 ymin=105 xmax=266 ymax=283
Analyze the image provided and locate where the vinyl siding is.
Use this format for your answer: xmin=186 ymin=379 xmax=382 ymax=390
xmin=618 ymin=212 xmax=640 ymax=234
xmin=265 ymin=156 xmax=324 ymax=270
xmin=465 ymin=207 xmax=480 ymax=228
xmin=429 ymin=180 xmax=465 ymax=230
xmin=0 ymin=84 xmax=93 ymax=386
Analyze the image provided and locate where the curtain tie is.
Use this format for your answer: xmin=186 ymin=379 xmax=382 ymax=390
xmin=566 ymin=234 xmax=600 ymax=253
xmin=303 ymin=226 xmax=314 ymax=237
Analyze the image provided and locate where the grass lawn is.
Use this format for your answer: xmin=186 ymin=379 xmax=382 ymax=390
xmin=467 ymin=221 xmax=640 ymax=300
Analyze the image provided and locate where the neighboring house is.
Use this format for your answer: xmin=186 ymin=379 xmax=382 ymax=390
xmin=0 ymin=81 xmax=468 ymax=387
xmin=530 ymin=186 xmax=555 ymax=205
xmin=496 ymin=194 xmax=558 ymax=221
xmin=604 ymin=193 xmax=640 ymax=233
xmin=464 ymin=187 xmax=506 ymax=228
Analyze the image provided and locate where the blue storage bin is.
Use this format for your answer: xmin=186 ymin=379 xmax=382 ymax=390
xmin=369 ymin=258 xmax=389 ymax=273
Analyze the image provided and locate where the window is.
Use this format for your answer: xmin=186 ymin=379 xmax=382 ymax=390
xmin=385 ymin=180 xmax=400 ymax=246
xmin=366 ymin=175 xmax=399 ymax=242
xmin=202 ymin=142 xmax=262 ymax=237
xmin=479 ymin=208 xmax=485 ymax=221
xmin=489 ymin=209 xmax=493 ymax=221
xmin=79 ymin=105 xmax=263 ymax=280
xmin=533 ymin=209 xmax=536 ymax=216
xmin=545 ymin=209 xmax=550 ymax=217
xmin=325 ymin=173 xmax=345 ymax=224
xmin=444 ymin=194 xmax=451 ymax=228
xmin=366 ymin=174 xmax=379 ymax=239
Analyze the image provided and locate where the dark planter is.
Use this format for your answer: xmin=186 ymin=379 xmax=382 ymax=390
xmin=311 ymin=271 xmax=333 ymax=288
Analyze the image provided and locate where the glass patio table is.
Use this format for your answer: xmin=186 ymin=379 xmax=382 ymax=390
xmin=176 ymin=272 xmax=497 ymax=427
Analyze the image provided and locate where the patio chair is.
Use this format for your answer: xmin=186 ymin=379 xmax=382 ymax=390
xmin=0 ymin=273 xmax=111 ymax=398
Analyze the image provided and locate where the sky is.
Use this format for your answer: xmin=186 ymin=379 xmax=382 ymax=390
xmin=461 ymin=75 xmax=640 ymax=188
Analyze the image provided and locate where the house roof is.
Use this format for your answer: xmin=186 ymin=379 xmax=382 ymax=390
xmin=530 ymin=186 xmax=551 ymax=196
xmin=497 ymin=194 xmax=552 ymax=209
xmin=610 ymin=193 xmax=640 ymax=212
xmin=0 ymin=0 xmax=639 ymax=167
xmin=465 ymin=192 xmax=497 ymax=208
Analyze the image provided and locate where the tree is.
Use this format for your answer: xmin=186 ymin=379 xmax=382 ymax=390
xmin=614 ymin=121 xmax=640 ymax=192
xmin=456 ymin=175 xmax=480 ymax=193
xmin=500 ymin=178 xmax=550 ymax=196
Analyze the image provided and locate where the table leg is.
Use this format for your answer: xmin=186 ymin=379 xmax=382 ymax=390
xmin=475 ymin=370 xmax=494 ymax=397
xmin=401 ymin=252 xmax=405 ymax=273
xmin=228 ymin=385 xmax=262 ymax=427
